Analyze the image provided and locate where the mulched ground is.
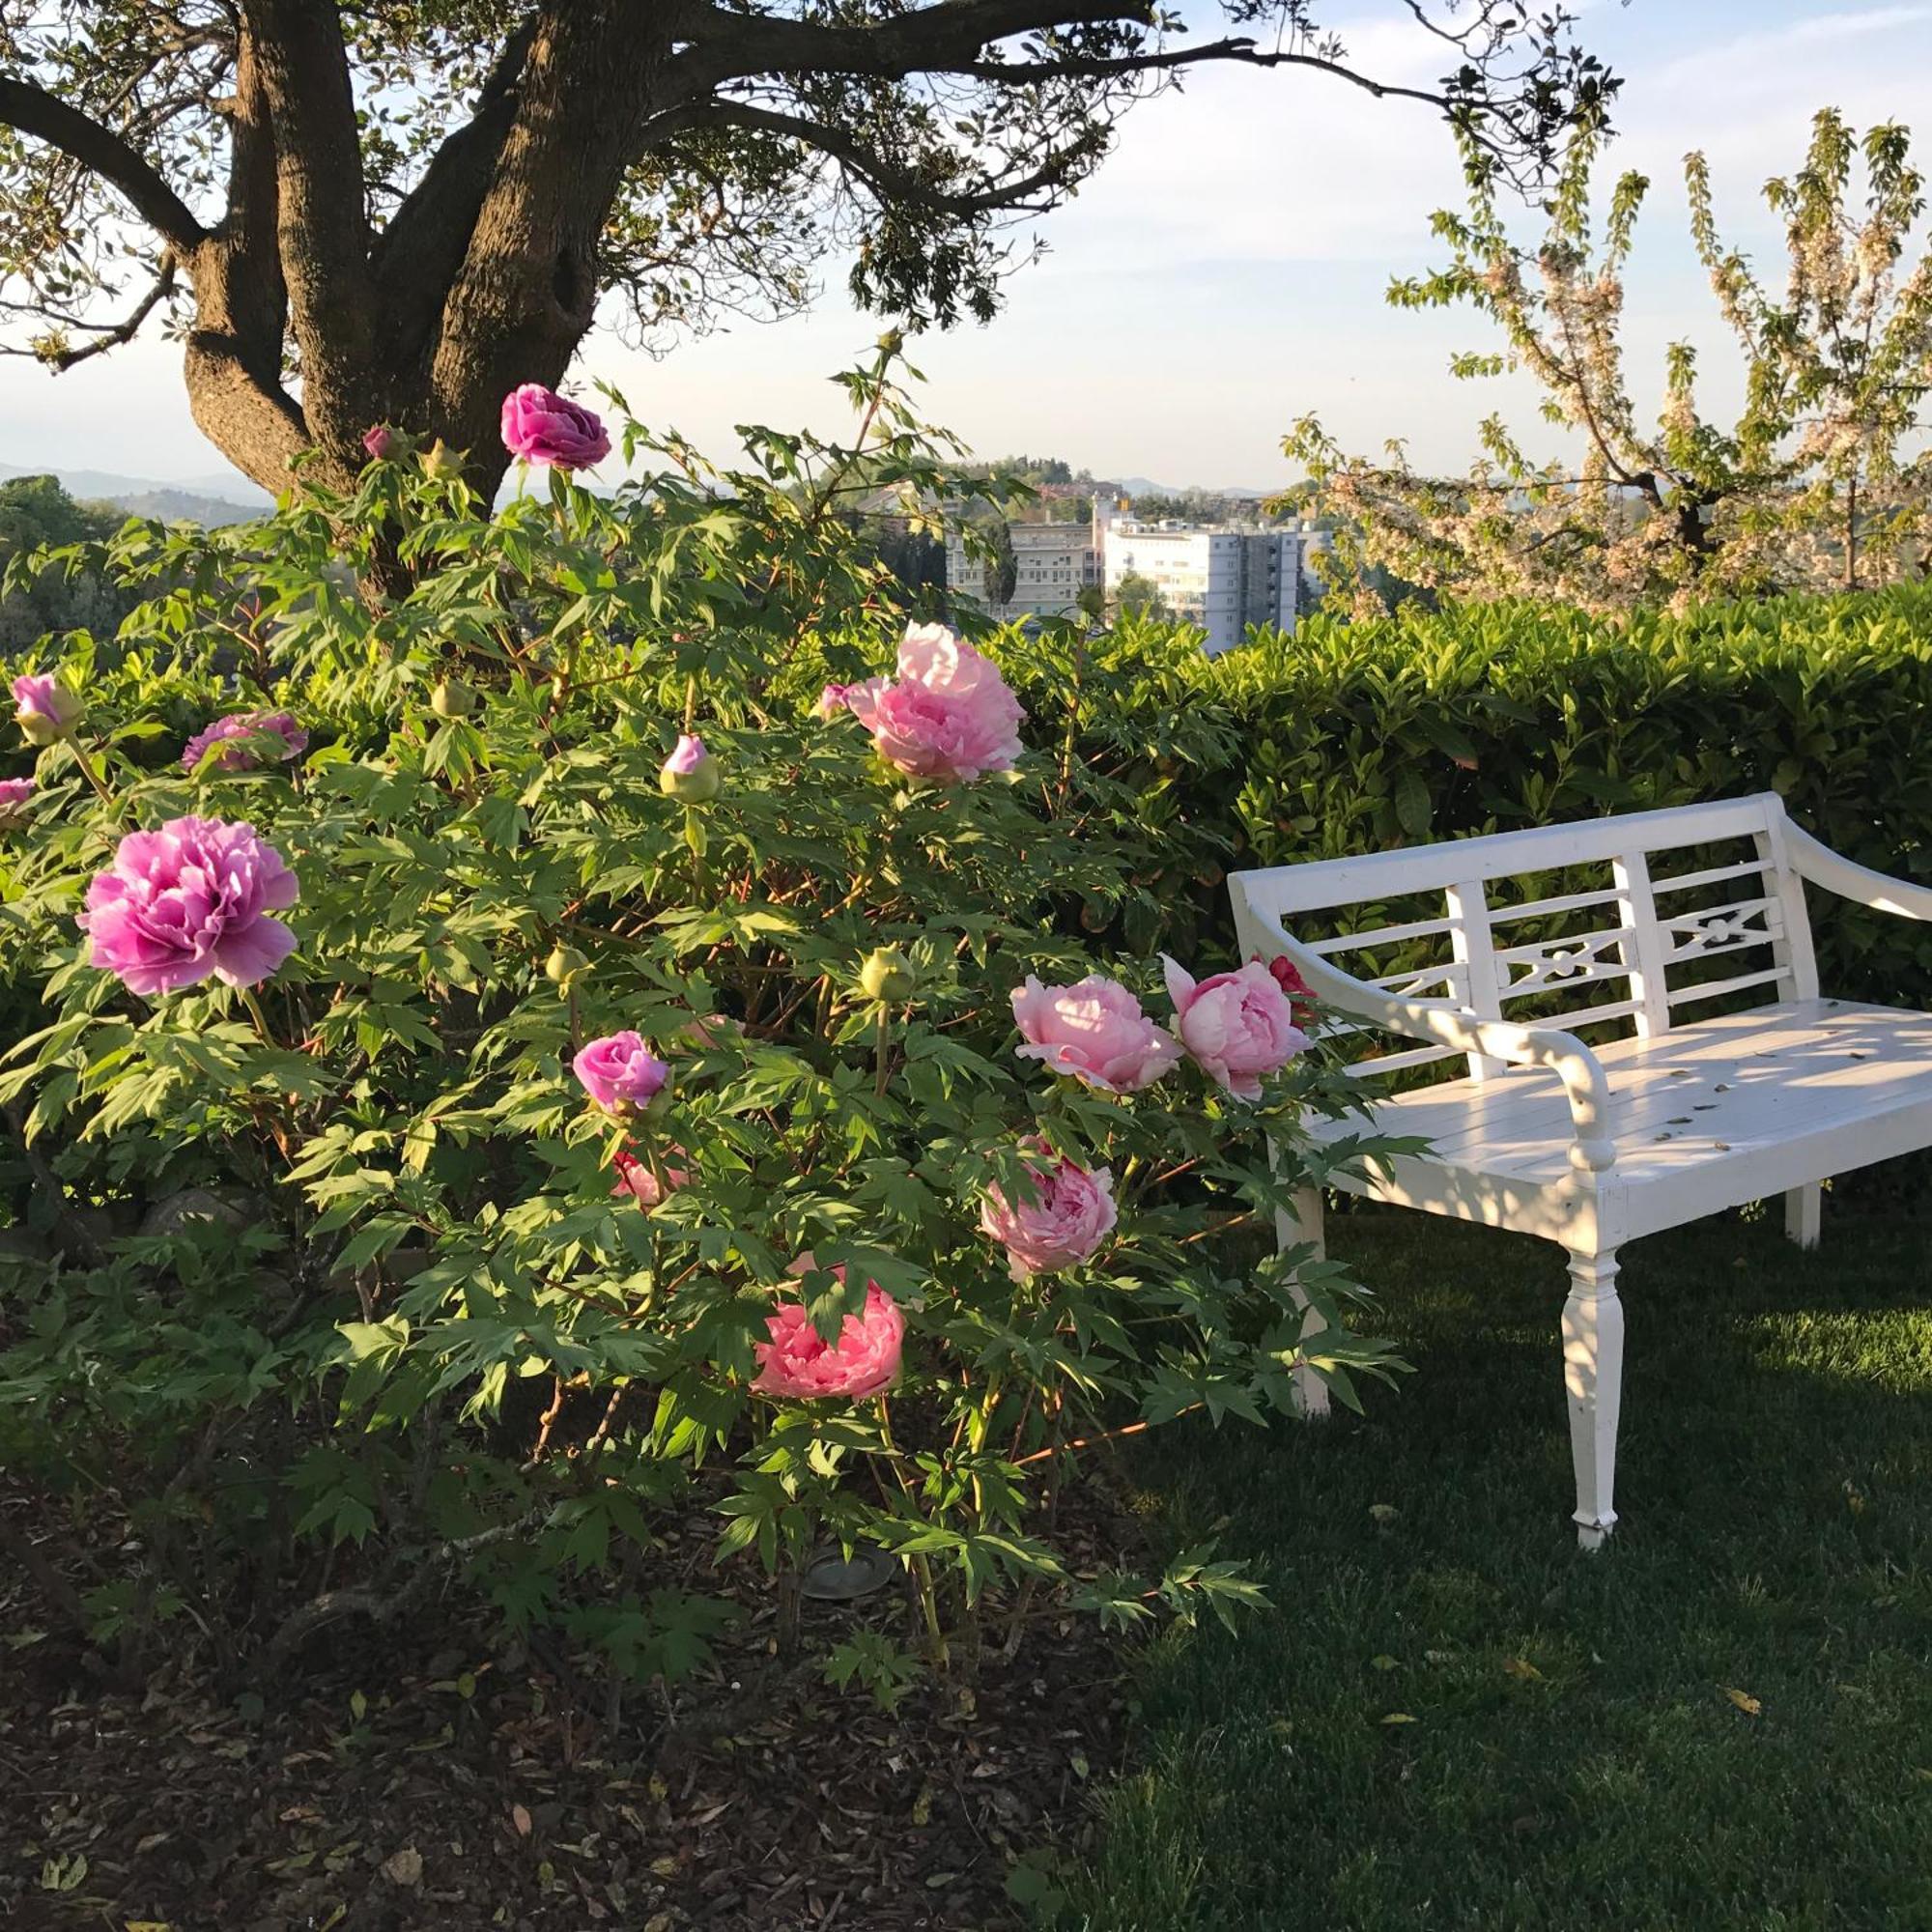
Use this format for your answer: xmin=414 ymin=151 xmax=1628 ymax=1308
xmin=1 ymin=1489 xmax=1129 ymax=1932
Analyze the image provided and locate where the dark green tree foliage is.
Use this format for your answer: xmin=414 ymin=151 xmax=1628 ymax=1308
xmin=0 ymin=474 xmax=129 ymax=649
xmin=0 ymin=3 xmax=1613 ymax=497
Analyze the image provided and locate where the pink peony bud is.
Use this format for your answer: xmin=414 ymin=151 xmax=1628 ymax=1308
xmin=1162 ymin=956 xmax=1309 ymax=1099
xmin=572 ymin=1031 xmax=669 ymax=1114
xmin=1261 ymin=953 xmax=1318 ymax=1030
xmin=980 ymin=1141 xmax=1118 ymax=1281
xmin=839 ymin=623 xmax=1025 ymax=782
xmin=182 ymin=711 xmax=308 ymax=774
xmin=815 ymin=683 xmax=854 ymax=722
xmin=361 ymin=425 xmax=397 ymax=461
xmin=658 ymin=732 xmax=721 ymax=802
xmin=0 ymin=776 xmax=34 ymax=831
xmin=611 ymin=1147 xmax=688 ymax=1211
xmin=754 ymin=1259 xmax=906 ymax=1400
xmin=499 ymin=384 xmax=611 ymax=469
xmin=1010 ymin=972 xmax=1182 ymax=1094
xmin=78 ymin=815 xmax=298 ymax=995
xmin=12 ymin=672 xmax=83 ymax=747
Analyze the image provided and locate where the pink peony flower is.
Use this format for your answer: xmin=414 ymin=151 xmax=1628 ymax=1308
xmin=1261 ymin=953 xmax=1318 ymax=1030
xmin=499 ymin=384 xmax=611 ymax=469
xmin=572 ymin=1031 xmax=669 ymax=1113
xmin=980 ymin=1142 xmax=1118 ymax=1281
xmin=0 ymin=776 xmax=34 ymax=830
xmin=79 ymin=815 xmax=298 ymax=995
xmin=1010 ymin=973 xmax=1182 ymax=1094
xmin=814 ymin=683 xmax=854 ymax=722
xmin=12 ymin=672 xmax=82 ymax=746
xmin=755 ymin=1262 xmax=906 ymax=1400
xmin=835 ymin=623 xmax=1025 ymax=782
xmin=611 ymin=1147 xmax=688 ymax=1210
xmin=361 ymin=425 xmax=396 ymax=461
xmin=182 ymin=711 xmax=308 ymax=774
xmin=1162 ymin=956 xmax=1309 ymax=1099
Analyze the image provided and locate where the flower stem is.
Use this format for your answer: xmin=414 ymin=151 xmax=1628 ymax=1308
xmin=910 ymin=1550 xmax=950 ymax=1668
xmin=238 ymin=985 xmax=278 ymax=1049
xmin=873 ymin=1002 xmax=892 ymax=1098
xmin=684 ymin=805 xmax=709 ymax=899
xmin=70 ymin=740 xmax=117 ymax=812
xmin=877 ymin=1396 xmax=950 ymax=1668
xmin=639 ymin=1129 xmax=669 ymax=1205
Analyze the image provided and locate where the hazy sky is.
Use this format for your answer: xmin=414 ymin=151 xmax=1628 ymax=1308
xmin=3 ymin=0 xmax=1930 ymax=493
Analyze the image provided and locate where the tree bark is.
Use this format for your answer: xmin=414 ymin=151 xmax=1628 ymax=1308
xmin=243 ymin=0 xmax=376 ymax=477
xmin=427 ymin=2 xmax=673 ymax=493
xmin=6 ymin=0 xmax=1575 ymax=504
xmin=183 ymin=26 xmax=314 ymax=496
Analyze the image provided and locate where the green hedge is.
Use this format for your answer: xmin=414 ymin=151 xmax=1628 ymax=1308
xmin=1020 ymin=586 xmax=1932 ymax=1009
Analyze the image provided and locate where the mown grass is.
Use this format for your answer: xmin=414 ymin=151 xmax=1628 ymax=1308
xmin=1062 ymin=1201 xmax=1932 ymax=1931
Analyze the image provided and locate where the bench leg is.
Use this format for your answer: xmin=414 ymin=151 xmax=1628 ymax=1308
xmin=1563 ymin=1249 xmax=1624 ymax=1551
xmin=1784 ymin=1184 xmax=1822 ymax=1250
xmin=1277 ymin=1184 xmax=1331 ymax=1422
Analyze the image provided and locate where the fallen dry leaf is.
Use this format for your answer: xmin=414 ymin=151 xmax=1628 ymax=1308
xmin=382 ymin=1846 xmax=424 ymax=1887
xmin=1723 ymin=1688 xmax=1762 ymax=1717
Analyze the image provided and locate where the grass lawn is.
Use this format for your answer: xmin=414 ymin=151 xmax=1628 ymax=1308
xmin=1063 ymin=1199 xmax=1932 ymax=1931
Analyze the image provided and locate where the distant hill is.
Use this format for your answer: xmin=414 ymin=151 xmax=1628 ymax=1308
xmin=0 ymin=462 xmax=266 ymax=526
xmin=1115 ymin=475 xmax=1268 ymax=500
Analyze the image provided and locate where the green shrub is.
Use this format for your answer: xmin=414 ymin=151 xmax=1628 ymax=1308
xmin=0 ymin=356 xmax=1391 ymax=1689
xmin=1047 ymin=592 xmax=1932 ymax=1009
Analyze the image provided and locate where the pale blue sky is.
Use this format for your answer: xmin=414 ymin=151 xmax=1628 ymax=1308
xmin=4 ymin=0 xmax=1930 ymax=492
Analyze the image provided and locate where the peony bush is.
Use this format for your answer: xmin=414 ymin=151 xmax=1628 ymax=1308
xmin=0 ymin=349 xmax=1396 ymax=1690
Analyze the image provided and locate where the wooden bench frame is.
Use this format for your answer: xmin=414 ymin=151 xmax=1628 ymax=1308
xmin=1230 ymin=793 xmax=1932 ymax=1548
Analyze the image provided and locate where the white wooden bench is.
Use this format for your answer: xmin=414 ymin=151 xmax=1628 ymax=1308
xmin=1229 ymin=793 xmax=1932 ymax=1548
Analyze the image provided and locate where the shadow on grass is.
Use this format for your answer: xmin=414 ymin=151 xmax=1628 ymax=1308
xmin=1061 ymin=1206 xmax=1932 ymax=1932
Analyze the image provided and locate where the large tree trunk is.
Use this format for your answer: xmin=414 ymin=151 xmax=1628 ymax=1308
xmin=428 ymin=2 xmax=669 ymax=492
xmin=183 ymin=30 xmax=314 ymax=496
xmin=176 ymin=1 xmax=656 ymax=506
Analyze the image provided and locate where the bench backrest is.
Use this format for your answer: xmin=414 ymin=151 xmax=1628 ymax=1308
xmin=1229 ymin=793 xmax=1820 ymax=1083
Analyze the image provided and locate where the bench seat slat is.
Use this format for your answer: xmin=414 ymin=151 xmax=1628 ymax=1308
xmin=1307 ymin=1002 xmax=1932 ymax=1203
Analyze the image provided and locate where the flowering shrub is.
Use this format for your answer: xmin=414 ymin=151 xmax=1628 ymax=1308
xmin=0 ymin=351 xmax=1394 ymax=1689
xmin=180 ymin=710 xmax=308 ymax=773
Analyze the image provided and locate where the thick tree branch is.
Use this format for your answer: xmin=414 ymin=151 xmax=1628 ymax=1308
xmin=670 ymin=0 xmax=1139 ymax=94
xmin=241 ymin=0 xmax=376 ymax=454
xmin=429 ymin=0 xmax=674 ymax=472
xmin=369 ymin=15 xmax=540 ymax=400
xmin=0 ymin=73 xmax=206 ymax=250
xmin=178 ymin=24 xmax=308 ymax=497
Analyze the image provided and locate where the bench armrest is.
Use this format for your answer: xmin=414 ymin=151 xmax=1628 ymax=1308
xmin=1784 ymin=822 xmax=1932 ymax=922
xmin=1245 ymin=906 xmax=1618 ymax=1174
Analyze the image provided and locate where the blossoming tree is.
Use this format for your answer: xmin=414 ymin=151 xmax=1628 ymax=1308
xmin=0 ymin=353 xmax=1398 ymax=1688
xmin=1288 ymin=109 xmax=1932 ymax=612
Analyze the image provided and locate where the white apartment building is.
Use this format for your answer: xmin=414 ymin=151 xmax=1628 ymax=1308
xmin=944 ymin=497 xmax=1328 ymax=652
xmin=1106 ymin=522 xmax=1325 ymax=655
xmin=943 ymin=517 xmax=1102 ymax=623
